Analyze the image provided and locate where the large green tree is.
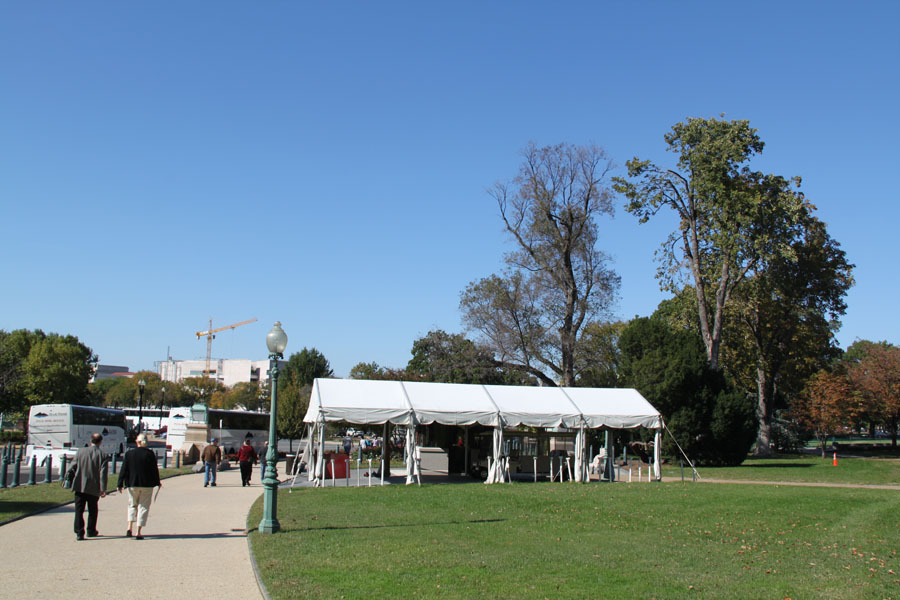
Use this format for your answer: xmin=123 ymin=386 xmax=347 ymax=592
xmin=180 ymin=376 xmax=226 ymax=405
xmin=348 ymin=362 xmax=415 ymax=381
xmin=98 ymin=371 xmax=192 ymax=409
xmin=0 ymin=329 xmax=97 ymax=412
xmin=86 ymin=378 xmax=118 ymax=406
xmin=574 ymin=320 xmax=626 ymax=387
xmin=615 ymin=117 xmax=778 ymax=371
xmin=406 ymin=329 xmax=533 ymax=385
xmin=461 ymin=142 xmax=620 ymax=386
xmin=227 ymin=381 xmax=268 ymax=412
xmin=277 ymin=348 xmax=334 ymax=442
xmin=732 ymin=207 xmax=853 ymax=455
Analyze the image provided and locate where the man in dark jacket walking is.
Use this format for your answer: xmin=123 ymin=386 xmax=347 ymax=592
xmin=201 ymin=438 xmax=221 ymax=487
xmin=117 ymin=433 xmax=161 ymax=540
xmin=68 ymin=433 xmax=108 ymax=541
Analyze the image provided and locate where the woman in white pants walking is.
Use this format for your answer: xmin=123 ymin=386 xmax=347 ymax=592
xmin=117 ymin=434 xmax=162 ymax=540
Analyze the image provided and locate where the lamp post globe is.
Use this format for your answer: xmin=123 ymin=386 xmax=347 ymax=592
xmin=260 ymin=321 xmax=287 ymax=534
xmin=266 ymin=321 xmax=288 ymax=354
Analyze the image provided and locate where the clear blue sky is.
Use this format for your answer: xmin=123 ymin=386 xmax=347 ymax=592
xmin=2 ymin=2 xmax=898 ymax=378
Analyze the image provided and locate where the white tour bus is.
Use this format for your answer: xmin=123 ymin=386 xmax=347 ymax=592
xmin=123 ymin=407 xmax=169 ymax=433
xmin=166 ymin=405 xmax=269 ymax=455
xmin=26 ymin=404 xmax=127 ymax=464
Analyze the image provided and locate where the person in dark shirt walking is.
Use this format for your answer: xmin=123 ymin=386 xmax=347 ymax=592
xmin=117 ymin=433 xmax=162 ymax=540
xmin=67 ymin=433 xmax=108 ymax=541
xmin=236 ymin=438 xmax=258 ymax=486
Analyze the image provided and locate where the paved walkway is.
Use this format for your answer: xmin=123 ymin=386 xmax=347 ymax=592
xmin=0 ymin=464 xmax=266 ymax=599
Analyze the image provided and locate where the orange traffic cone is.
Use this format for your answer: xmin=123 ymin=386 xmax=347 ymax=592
xmin=833 ymin=452 xmax=838 ymax=466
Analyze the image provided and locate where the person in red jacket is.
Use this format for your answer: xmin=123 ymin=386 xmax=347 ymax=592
xmin=236 ymin=438 xmax=258 ymax=487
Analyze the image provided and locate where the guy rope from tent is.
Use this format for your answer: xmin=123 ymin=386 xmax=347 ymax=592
xmin=663 ymin=422 xmax=702 ymax=481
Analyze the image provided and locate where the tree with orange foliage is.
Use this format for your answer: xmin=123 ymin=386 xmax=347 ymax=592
xmin=847 ymin=344 xmax=900 ymax=447
xmin=795 ymin=369 xmax=856 ymax=457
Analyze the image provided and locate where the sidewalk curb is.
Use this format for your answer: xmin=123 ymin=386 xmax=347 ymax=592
xmin=245 ymin=479 xmax=289 ymax=600
xmin=247 ymin=529 xmax=272 ymax=600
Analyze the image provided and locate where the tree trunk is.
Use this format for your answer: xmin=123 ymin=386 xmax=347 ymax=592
xmin=753 ymin=365 xmax=772 ymax=457
xmin=561 ymin=336 xmax=575 ymax=387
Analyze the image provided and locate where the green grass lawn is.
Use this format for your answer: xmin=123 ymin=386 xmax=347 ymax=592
xmin=0 ymin=466 xmax=192 ymax=524
xmin=249 ymin=478 xmax=900 ymax=599
xmin=664 ymin=455 xmax=900 ymax=486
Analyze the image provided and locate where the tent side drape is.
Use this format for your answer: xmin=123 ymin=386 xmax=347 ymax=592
xmin=574 ymin=426 xmax=586 ymax=482
xmin=653 ymin=430 xmax=661 ymax=481
xmin=315 ymin=418 xmax=326 ymax=486
xmin=405 ymin=424 xmax=420 ymax=485
xmin=484 ymin=426 xmax=505 ymax=484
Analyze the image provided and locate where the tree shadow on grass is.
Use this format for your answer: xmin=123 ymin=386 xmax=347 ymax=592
xmin=738 ymin=463 xmax=814 ymax=468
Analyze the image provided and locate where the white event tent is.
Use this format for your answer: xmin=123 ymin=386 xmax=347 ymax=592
xmin=300 ymin=378 xmax=663 ymax=485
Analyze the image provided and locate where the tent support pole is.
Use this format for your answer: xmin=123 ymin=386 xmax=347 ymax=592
xmin=653 ymin=430 xmax=661 ymax=481
xmin=381 ymin=421 xmax=390 ymax=480
xmin=318 ymin=419 xmax=326 ymax=487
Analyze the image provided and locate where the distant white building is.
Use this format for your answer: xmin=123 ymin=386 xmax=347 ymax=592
xmin=157 ymin=358 xmax=285 ymax=388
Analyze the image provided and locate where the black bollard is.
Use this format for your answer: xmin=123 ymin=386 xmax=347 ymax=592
xmin=60 ymin=454 xmax=68 ymax=483
xmin=163 ymin=450 xmax=168 ymax=469
xmin=27 ymin=455 xmax=37 ymax=485
xmin=111 ymin=453 xmax=117 ymax=475
xmin=175 ymin=451 xmax=181 ymax=469
xmin=45 ymin=455 xmax=53 ymax=484
xmin=102 ymin=459 xmax=109 ymax=492
xmin=0 ymin=456 xmax=7 ymax=488
xmin=11 ymin=453 xmax=21 ymax=486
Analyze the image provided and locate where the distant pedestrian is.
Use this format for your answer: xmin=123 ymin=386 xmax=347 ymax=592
xmin=236 ymin=438 xmax=258 ymax=487
xmin=67 ymin=432 xmax=108 ymax=541
xmin=117 ymin=433 xmax=161 ymax=540
xmin=342 ymin=436 xmax=352 ymax=455
xmin=201 ymin=438 xmax=221 ymax=487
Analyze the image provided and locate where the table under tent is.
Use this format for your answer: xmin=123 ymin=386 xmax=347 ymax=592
xmin=297 ymin=378 xmax=664 ymax=486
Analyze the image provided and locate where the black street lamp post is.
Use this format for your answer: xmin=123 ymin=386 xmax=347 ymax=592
xmin=259 ymin=321 xmax=287 ymax=534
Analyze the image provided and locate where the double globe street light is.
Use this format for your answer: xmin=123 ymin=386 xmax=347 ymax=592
xmin=259 ymin=321 xmax=287 ymax=534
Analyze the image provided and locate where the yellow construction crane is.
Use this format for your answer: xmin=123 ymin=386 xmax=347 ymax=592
xmin=195 ymin=318 xmax=258 ymax=378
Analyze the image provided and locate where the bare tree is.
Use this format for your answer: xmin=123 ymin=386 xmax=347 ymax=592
xmin=461 ymin=142 xmax=619 ymax=386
